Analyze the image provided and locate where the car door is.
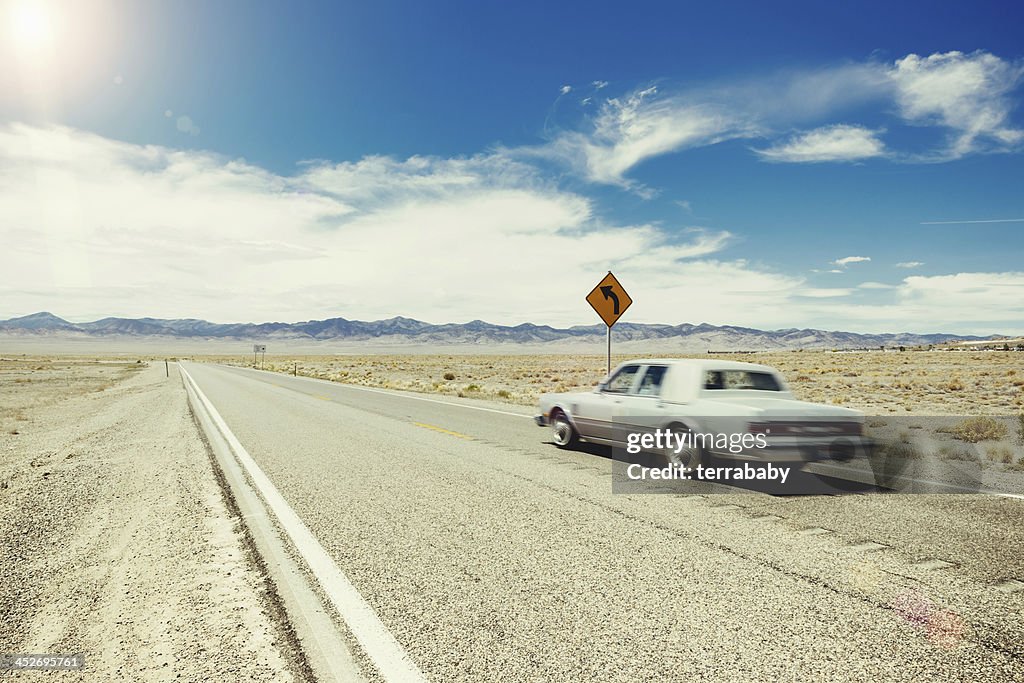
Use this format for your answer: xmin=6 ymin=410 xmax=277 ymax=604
xmin=614 ymin=364 xmax=670 ymax=438
xmin=584 ymin=363 xmax=642 ymax=440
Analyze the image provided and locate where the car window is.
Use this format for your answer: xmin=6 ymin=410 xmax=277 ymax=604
xmin=704 ymin=370 xmax=781 ymax=391
xmin=635 ymin=365 xmax=668 ymax=396
xmin=603 ymin=365 xmax=640 ymax=393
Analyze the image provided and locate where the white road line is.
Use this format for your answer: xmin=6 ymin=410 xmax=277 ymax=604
xmin=181 ymin=366 xmax=427 ymax=683
xmin=225 ymin=364 xmax=533 ymax=419
xmin=807 ymin=462 xmax=1024 ymax=500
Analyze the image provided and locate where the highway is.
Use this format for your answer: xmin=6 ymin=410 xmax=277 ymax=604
xmin=182 ymin=363 xmax=1024 ymax=682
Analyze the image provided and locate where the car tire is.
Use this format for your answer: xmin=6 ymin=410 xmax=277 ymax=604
xmin=661 ymin=422 xmax=704 ymax=470
xmin=551 ymin=410 xmax=578 ymax=449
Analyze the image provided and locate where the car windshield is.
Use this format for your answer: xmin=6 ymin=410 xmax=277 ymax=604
xmin=604 ymin=365 xmax=640 ymax=393
xmin=704 ymin=370 xmax=782 ymax=391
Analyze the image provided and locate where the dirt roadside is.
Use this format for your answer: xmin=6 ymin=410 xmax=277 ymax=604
xmin=0 ymin=361 xmax=307 ymax=682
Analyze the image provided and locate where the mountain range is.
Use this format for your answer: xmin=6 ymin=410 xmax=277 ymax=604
xmin=0 ymin=312 xmax=998 ymax=350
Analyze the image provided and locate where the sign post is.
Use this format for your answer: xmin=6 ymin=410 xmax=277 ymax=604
xmin=253 ymin=344 xmax=267 ymax=369
xmin=585 ymin=271 xmax=632 ymax=377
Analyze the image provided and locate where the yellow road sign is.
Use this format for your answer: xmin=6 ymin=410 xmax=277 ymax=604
xmin=586 ymin=271 xmax=632 ymax=327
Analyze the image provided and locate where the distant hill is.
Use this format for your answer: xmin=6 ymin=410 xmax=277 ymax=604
xmin=0 ymin=311 xmax=997 ymax=351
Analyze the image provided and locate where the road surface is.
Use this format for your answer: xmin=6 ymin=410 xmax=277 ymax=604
xmin=182 ymin=362 xmax=1024 ymax=682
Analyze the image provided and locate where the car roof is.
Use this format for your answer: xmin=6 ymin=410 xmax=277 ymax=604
xmin=621 ymin=358 xmax=779 ymax=373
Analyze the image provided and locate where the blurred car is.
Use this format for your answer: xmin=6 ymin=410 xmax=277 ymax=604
xmin=535 ymin=359 xmax=866 ymax=467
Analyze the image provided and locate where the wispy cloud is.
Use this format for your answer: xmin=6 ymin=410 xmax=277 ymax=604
xmin=530 ymin=50 xmax=1023 ymax=188
xmin=756 ymin=125 xmax=886 ymax=163
xmin=796 ymin=288 xmax=854 ymax=298
xmin=526 ymin=85 xmax=758 ymax=193
xmin=896 ymin=261 xmax=924 ymax=268
xmin=919 ymin=218 xmax=1024 ymax=225
xmin=559 ymin=85 xmax=572 ymax=95
xmin=891 ymin=51 xmax=1024 ymax=160
xmin=175 ymin=114 xmax=200 ymax=136
xmin=832 ymin=256 xmax=871 ymax=267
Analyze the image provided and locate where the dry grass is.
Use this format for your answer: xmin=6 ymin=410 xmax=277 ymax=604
xmin=0 ymin=357 xmax=146 ymax=433
xmin=985 ymin=444 xmax=1015 ymax=464
xmin=938 ymin=417 xmax=1009 ymax=443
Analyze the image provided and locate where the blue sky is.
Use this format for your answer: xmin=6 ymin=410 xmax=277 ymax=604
xmin=1 ymin=0 xmax=1023 ymax=333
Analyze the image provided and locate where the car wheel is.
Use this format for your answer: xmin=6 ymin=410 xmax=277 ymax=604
xmin=661 ymin=423 xmax=703 ymax=470
xmin=551 ymin=410 xmax=578 ymax=448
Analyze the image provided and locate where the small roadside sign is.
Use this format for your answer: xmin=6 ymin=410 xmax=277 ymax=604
xmin=253 ymin=344 xmax=267 ymax=369
xmin=586 ymin=271 xmax=632 ymax=328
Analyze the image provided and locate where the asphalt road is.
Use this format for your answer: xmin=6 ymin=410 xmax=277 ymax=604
xmin=183 ymin=363 xmax=1024 ymax=682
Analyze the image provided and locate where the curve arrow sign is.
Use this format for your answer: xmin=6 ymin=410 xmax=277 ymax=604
xmin=600 ymin=285 xmax=620 ymax=315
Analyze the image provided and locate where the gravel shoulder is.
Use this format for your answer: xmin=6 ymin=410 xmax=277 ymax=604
xmin=0 ymin=360 xmax=304 ymax=682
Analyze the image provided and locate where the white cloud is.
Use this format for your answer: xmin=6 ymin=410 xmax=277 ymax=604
xmin=791 ymin=272 xmax=1024 ymax=334
xmin=0 ymin=123 xmax=804 ymax=327
xmin=526 ymin=51 xmax=1023 ymax=191
xmin=858 ymin=281 xmax=896 ymax=290
xmin=890 ymin=51 xmax=1024 ymax=159
xmin=559 ymin=85 xmax=572 ymax=95
xmin=832 ymin=256 xmax=871 ymax=267
xmin=593 ymin=81 xmax=609 ymax=90
xmin=795 ymin=288 xmax=854 ymax=298
xmin=896 ymin=261 xmax=924 ymax=268
xmin=756 ymin=124 xmax=886 ymax=163
xmin=529 ymin=86 xmax=758 ymax=191
xmin=2 ymin=123 xmax=1020 ymax=334
xmin=176 ymin=115 xmax=200 ymax=136
xmin=899 ymin=272 xmax=1024 ymax=314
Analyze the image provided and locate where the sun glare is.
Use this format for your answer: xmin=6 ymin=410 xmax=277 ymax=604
xmin=9 ymin=0 xmax=54 ymax=52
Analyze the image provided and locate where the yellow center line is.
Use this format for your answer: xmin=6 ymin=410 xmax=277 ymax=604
xmin=412 ymin=422 xmax=473 ymax=440
xmin=314 ymin=394 xmax=332 ymax=401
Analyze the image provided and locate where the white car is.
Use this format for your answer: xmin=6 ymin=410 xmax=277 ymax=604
xmin=535 ymin=359 xmax=866 ymax=467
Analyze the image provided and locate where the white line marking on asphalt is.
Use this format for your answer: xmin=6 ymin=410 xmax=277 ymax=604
xmin=994 ymin=579 xmax=1024 ymax=594
xmin=912 ymin=559 xmax=955 ymax=571
xmin=848 ymin=541 xmax=888 ymax=552
xmin=752 ymin=514 xmax=781 ymax=523
xmin=226 ymin=364 xmax=532 ymax=419
xmin=809 ymin=461 xmax=1024 ymax=500
xmin=181 ymin=366 xmax=427 ymax=683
